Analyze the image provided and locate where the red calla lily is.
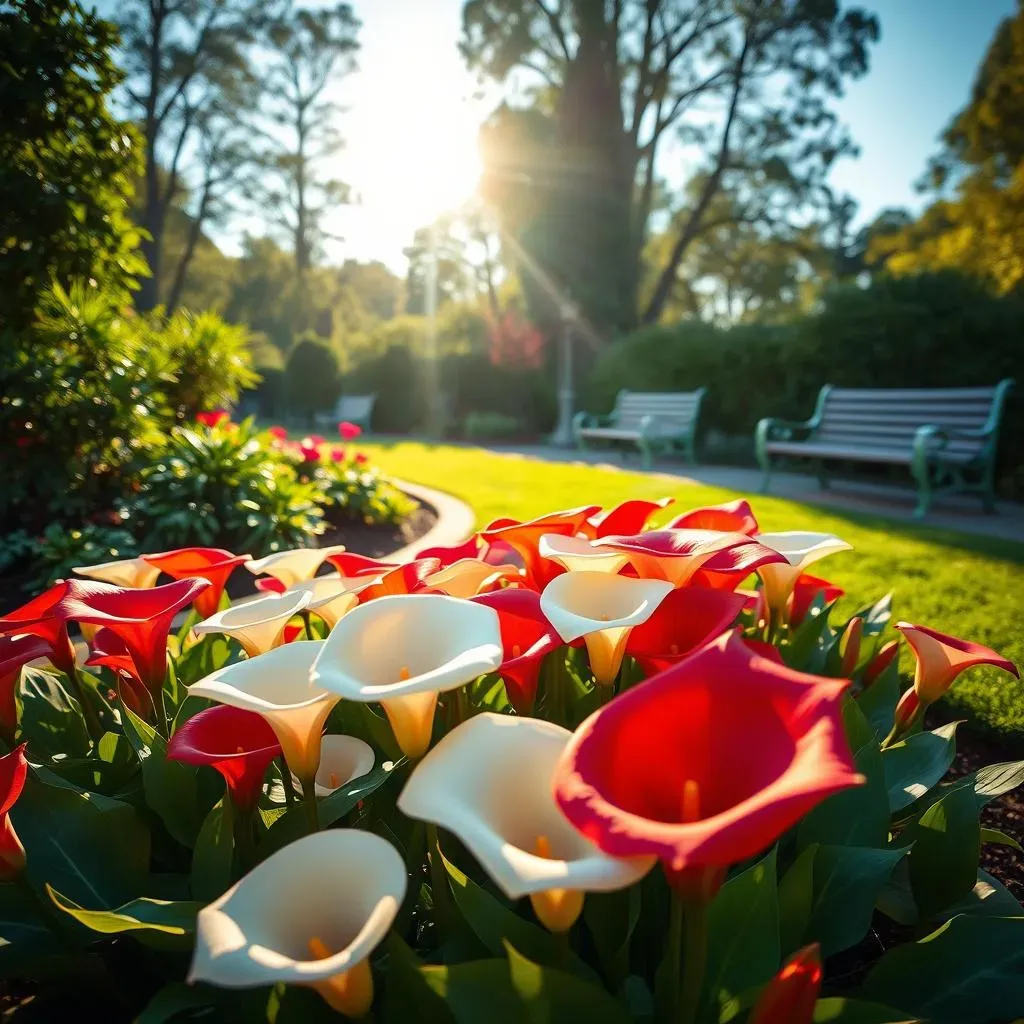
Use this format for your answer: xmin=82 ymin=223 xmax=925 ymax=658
xmin=356 ymin=558 xmax=441 ymax=603
xmin=750 ymin=945 xmax=822 ymax=1024
xmin=0 ymin=581 xmax=76 ymax=675
xmin=143 ymin=547 xmax=251 ymax=618
xmin=666 ymin=499 xmax=759 ymax=536
xmin=470 ymin=588 xmax=563 ymax=713
xmin=168 ymin=705 xmax=281 ymax=811
xmin=863 ymin=639 xmax=899 ymax=687
xmin=84 ymin=628 xmax=152 ymax=719
xmin=0 ymin=635 xmax=50 ymax=737
xmin=325 ymin=552 xmax=400 ymax=578
xmin=740 ymin=638 xmax=785 ymax=665
xmin=625 ymin=586 xmax=746 ymax=675
xmin=553 ymin=631 xmax=862 ymax=882
xmin=0 ymin=745 xmax=28 ymax=879
xmin=481 ymin=506 xmax=600 ymax=590
xmin=416 ymin=536 xmax=482 ymax=567
xmin=196 ymin=410 xmax=229 ymax=428
xmin=255 ymin=576 xmax=287 ymax=594
xmin=57 ymin=578 xmax=210 ymax=700
xmin=580 ymin=498 xmax=674 ymax=539
xmin=339 ymin=421 xmax=362 ymax=440
xmin=789 ymin=574 xmax=845 ymax=628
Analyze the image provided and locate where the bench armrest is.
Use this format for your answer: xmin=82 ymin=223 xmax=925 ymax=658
xmin=573 ymin=411 xmax=613 ymax=432
xmin=755 ymin=416 xmax=818 ymax=444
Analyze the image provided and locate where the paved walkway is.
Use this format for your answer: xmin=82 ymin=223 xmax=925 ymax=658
xmin=483 ymin=444 xmax=1024 ymax=545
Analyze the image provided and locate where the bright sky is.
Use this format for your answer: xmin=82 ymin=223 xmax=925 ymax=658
xmin=330 ymin=0 xmax=1015 ymax=269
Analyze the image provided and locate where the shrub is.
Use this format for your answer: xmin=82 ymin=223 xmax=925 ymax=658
xmin=463 ymin=410 xmax=524 ymax=440
xmin=285 ymin=332 xmax=340 ymax=420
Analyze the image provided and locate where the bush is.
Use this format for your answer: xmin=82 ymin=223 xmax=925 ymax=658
xmin=463 ymin=411 xmax=524 ymax=440
xmin=285 ymin=333 xmax=340 ymax=420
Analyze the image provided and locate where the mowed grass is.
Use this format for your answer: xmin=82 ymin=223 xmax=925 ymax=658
xmin=361 ymin=441 xmax=1024 ymax=746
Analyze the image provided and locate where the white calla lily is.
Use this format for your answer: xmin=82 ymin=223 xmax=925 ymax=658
xmin=290 ymin=734 xmax=375 ymax=798
xmin=538 ymin=534 xmax=630 ymax=575
xmin=193 ymin=589 xmax=312 ymax=656
xmin=540 ymin=571 xmax=674 ymax=685
xmin=285 ymin=574 xmax=372 ymax=629
xmin=246 ymin=545 xmax=348 ymax=589
xmin=398 ymin=713 xmax=653 ymax=931
xmin=189 ymin=641 xmax=338 ymax=781
xmin=423 ymin=558 xmax=518 ymax=598
xmin=189 ymin=829 xmax=405 ymax=1016
xmin=311 ymin=594 xmax=502 ymax=758
xmin=755 ymin=531 xmax=852 ymax=615
xmin=72 ymin=556 xmax=161 ymax=590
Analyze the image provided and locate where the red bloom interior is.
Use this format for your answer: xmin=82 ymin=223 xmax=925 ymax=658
xmin=789 ymin=574 xmax=845 ymax=628
xmin=0 ymin=635 xmax=51 ymax=735
xmin=357 ymin=558 xmax=441 ymax=602
xmin=326 ymin=552 xmax=400 ymax=577
xmin=0 ymin=581 xmax=76 ymax=674
xmin=417 ymin=536 xmax=482 ymax=567
xmin=144 ymin=547 xmax=250 ymax=618
xmin=667 ymin=499 xmax=759 ymax=536
xmin=582 ymin=498 xmax=674 ymax=539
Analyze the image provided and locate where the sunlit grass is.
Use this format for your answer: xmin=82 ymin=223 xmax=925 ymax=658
xmin=360 ymin=441 xmax=1024 ymax=745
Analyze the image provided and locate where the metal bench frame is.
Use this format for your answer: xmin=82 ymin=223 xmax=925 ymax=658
xmin=573 ymin=388 xmax=706 ymax=469
xmin=755 ymin=379 xmax=1014 ymax=517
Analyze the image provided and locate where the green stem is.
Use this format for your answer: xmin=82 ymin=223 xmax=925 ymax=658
xmin=679 ymin=898 xmax=709 ymax=1024
xmin=426 ymin=822 xmax=454 ymax=937
xmin=553 ymin=928 xmax=572 ymax=972
xmin=455 ymin=685 xmax=470 ymax=726
xmin=68 ymin=667 xmax=103 ymax=743
xmin=666 ymin=892 xmax=684 ymax=1022
xmin=280 ymin=758 xmax=296 ymax=807
xmin=301 ymin=609 xmax=314 ymax=641
xmin=300 ymin=775 xmax=320 ymax=834
xmin=231 ymin=801 xmax=256 ymax=875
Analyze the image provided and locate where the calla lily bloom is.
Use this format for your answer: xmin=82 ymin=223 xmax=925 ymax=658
xmin=755 ymin=532 xmax=852 ymax=615
xmin=355 ymin=558 xmax=441 ymax=604
xmin=666 ymin=499 xmax=759 ymax=536
xmin=295 ymin=735 xmax=375 ymax=798
xmin=196 ymin=410 xmax=229 ymax=428
xmin=189 ymin=641 xmax=339 ymax=782
xmin=540 ymin=572 xmax=674 ymax=685
xmin=311 ymin=595 xmax=502 ymax=758
xmin=58 ymin=578 xmax=209 ymax=699
xmin=894 ymin=622 xmax=1019 ymax=706
xmin=189 ymin=829 xmax=405 ymax=1016
xmin=580 ymin=498 xmax=674 ymax=539
xmin=471 ymin=589 xmax=563 ymax=714
xmin=339 ymin=421 xmax=362 ymax=440
xmin=789 ymin=574 xmax=845 ymax=628
xmin=285 ymin=576 xmax=373 ymax=630
xmin=481 ymin=506 xmax=601 ymax=590
xmin=73 ymin=556 xmax=161 ymax=590
xmin=423 ymin=558 xmax=518 ymax=599
xmin=863 ymin=639 xmax=899 ymax=687
xmin=538 ymin=534 xmax=630 ymax=575
xmin=0 ymin=745 xmax=28 ymax=880
xmin=255 ymin=576 xmax=286 ymax=594
xmin=0 ymin=634 xmax=51 ymax=737
xmin=553 ymin=631 xmax=862 ymax=882
xmin=398 ymin=714 xmax=653 ymax=932
xmin=625 ymin=586 xmax=746 ymax=675
xmin=168 ymin=705 xmax=281 ymax=811
xmin=84 ymin=628 xmax=152 ymax=718
xmin=324 ymin=552 xmax=400 ymax=578
xmin=750 ymin=945 xmax=822 ymax=1024
xmin=0 ymin=581 xmax=76 ymax=675
xmin=193 ymin=589 xmax=313 ymax=657
xmin=416 ymin=536 xmax=482 ymax=567
xmin=741 ymin=638 xmax=785 ymax=665
xmin=143 ymin=547 xmax=251 ymax=618
xmin=245 ymin=545 xmax=347 ymax=589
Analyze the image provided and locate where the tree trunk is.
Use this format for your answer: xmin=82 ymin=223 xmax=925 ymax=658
xmin=166 ymin=180 xmax=212 ymax=314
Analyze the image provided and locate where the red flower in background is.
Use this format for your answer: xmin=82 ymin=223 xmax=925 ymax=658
xmin=339 ymin=422 xmax=362 ymax=440
xmin=268 ymin=426 xmax=287 ymax=445
xmin=789 ymin=574 xmax=845 ymax=628
xmin=553 ymin=631 xmax=862 ymax=883
xmin=168 ymin=705 xmax=281 ymax=811
xmin=0 ymin=581 xmax=76 ymax=676
xmin=580 ymin=498 xmax=674 ymax=540
xmin=481 ymin=506 xmax=600 ymax=590
xmin=255 ymin=576 xmax=287 ymax=595
xmin=356 ymin=558 xmax=441 ymax=603
xmin=331 ymin=448 xmax=346 ymax=463
xmin=417 ymin=536 xmax=481 ymax=568
xmin=471 ymin=588 xmax=563 ymax=713
xmin=863 ymin=639 xmax=899 ymax=686
xmin=488 ymin=308 xmax=544 ymax=369
xmin=196 ymin=410 xmax=229 ymax=429
xmin=750 ymin=945 xmax=822 ymax=1024
xmin=625 ymin=587 xmax=746 ymax=675
xmin=666 ymin=499 xmax=759 ymax=536
xmin=0 ymin=745 xmax=28 ymax=880
xmin=143 ymin=547 xmax=251 ymax=619
xmin=354 ymin=452 xmax=369 ymax=465
xmin=0 ymin=635 xmax=50 ymax=738
xmin=325 ymin=552 xmax=400 ymax=578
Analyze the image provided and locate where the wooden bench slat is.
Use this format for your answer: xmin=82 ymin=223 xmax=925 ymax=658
xmin=827 ymin=387 xmax=998 ymax=401
xmin=764 ymin=441 xmax=976 ymax=465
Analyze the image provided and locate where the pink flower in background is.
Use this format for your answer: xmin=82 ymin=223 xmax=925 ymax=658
xmin=331 ymin=448 xmax=346 ymax=463
xmin=268 ymin=426 xmax=287 ymax=445
xmin=339 ymin=421 xmax=362 ymax=440
xmin=355 ymin=452 xmax=368 ymax=465
xmin=196 ymin=410 xmax=229 ymax=428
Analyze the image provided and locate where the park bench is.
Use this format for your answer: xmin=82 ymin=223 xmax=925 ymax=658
xmin=315 ymin=393 xmax=377 ymax=433
xmin=573 ymin=388 xmax=706 ymax=468
xmin=755 ymin=380 xmax=1015 ymax=517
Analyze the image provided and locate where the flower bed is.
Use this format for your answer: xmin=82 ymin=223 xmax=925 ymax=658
xmin=0 ymin=497 xmax=1021 ymax=1022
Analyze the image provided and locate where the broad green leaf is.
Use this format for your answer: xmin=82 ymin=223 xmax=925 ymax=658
xmin=861 ymin=914 xmax=1024 ymax=1023
xmin=121 ymin=702 xmax=205 ymax=847
xmin=798 ymin=697 xmax=889 ymax=849
xmin=191 ymin=798 xmax=235 ymax=901
xmin=381 ymin=933 xmax=457 ymax=1024
xmin=856 ymin=666 xmax=900 ymax=743
xmin=783 ymin=596 xmax=835 ymax=673
xmin=16 ymin=666 xmax=90 ymax=759
xmin=944 ymin=870 xmax=1023 ymax=919
xmin=778 ymin=844 xmax=817 ymax=956
xmin=908 ymin=785 xmax=980 ymax=920
xmin=584 ymin=885 xmax=641 ymax=991
xmin=850 ymin=592 xmax=893 ymax=636
xmin=812 ymin=997 xmax=921 ymax=1022
xmin=882 ymin=722 xmax=958 ymax=813
xmin=980 ymin=826 xmax=1022 ymax=852
xmin=11 ymin=776 xmax=150 ymax=909
xmin=704 ymin=848 xmax=779 ymax=1019
xmin=915 ymin=759 xmax=1024 ymax=817
xmin=47 ymin=885 xmax=200 ymax=950
xmin=136 ymin=982 xmax=225 ymax=1024
xmin=0 ymin=883 xmax=58 ymax=973
xmin=419 ymin=958 xmax=524 ymax=1024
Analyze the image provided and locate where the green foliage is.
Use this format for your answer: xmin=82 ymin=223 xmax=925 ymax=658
xmin=285 ymin=333 xmax=341 ymax=418
xmin=26 ymin=523 xmax=139 ymax=592
xmin=464 ymin=411 xmax=523 ymax=440
xmin=0 ymin=0 xmax=146 ymax=333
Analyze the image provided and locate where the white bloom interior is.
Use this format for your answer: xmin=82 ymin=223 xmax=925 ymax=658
xmin=193 ymin=589 xmax=312 ymax=656
xmin=538 ymin=534 xmax=629 ymax=575
xmin=246 ymin=545 xmax=348 ymax=588
xmin=72 ymin=556 xmax=161 ymax=589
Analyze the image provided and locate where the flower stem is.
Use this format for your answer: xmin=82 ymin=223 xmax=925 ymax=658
xmin=280 ymin=758 xmax=296 ymax=806
xmin=301 ymin=609 xmax=314 ymax=640
xmin=231 ymin=801 xmax=256 ymax=875
xmin=666 ymin=891 xmax=684 ymax=1020
xmin=425 ymin=822 xmax=455 ymax=938
xmin=455 ymin=685 xmax=470 ymax=726
xmin=301 ymin=775 xmax=320 ymax=834
xmin=679 ymin=898 xmax=709 ymax=1024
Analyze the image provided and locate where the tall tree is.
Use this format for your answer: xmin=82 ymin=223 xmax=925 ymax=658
xmin=464 ymin=0 xmax=877 ymax=331
xmin=256 ymin=4 xmax=360 ymax=276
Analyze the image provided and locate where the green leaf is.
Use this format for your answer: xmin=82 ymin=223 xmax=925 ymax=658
xmin=798 ymin=697 xmax=889 ymax=849
xmin=909 ymin=785 xmax=980 ymax=920
xmin=136 ymin=982 xmax=225 ymax=1024
xmin=47 ymin=885 xmax=200 ymax=950
xmin=856 ymin=667 xmax=900 ymax=744
xmin=944 ymin=870 xmax=1023 ymax=919
xmin=882 ymin=722 xmax=958 ymax=813
xmin=191 ymin=798 xmax=235 ymax=901
xmin=812 ymin=997 xmax=921 ymax=1022
xmin=418 ymin=958 xmax=524 ymax=1024
xmin=778 ymin=844 xmax=817 ymax=956
xmin=121 ymin=702 xmax=205 ymax=847
xmin=980 ymin=827 xmax=1022 ymax=852
xmin=584 ymin=886 xmax=641 ymax=991
xmin=783 ymin=597 xmax=836 ymax=673
xmin=804 ymin=845 xmax=906 ymax=956
xmin=916 ymin=759 xmax=1024 ymax=817
xmin=11 ymin=776 xmax=150 ymax=908
xmin=850 ymin=592 xmax=893 ymax=636
xmin=861 ymin=914 xmax=1024 ymax=1023
xmin=381 ymin=933 xmax=456 ymax=1024
xmin=16 ymin=666 xmax=90 ymax=759
xmin=704 ymin=848 xmax=779 ymax=1019
xmin=0 ymin=884 xmax=58 ymax=973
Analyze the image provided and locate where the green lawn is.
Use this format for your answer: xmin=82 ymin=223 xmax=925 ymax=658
xmin=361 ymin=441 xmax=1024 ymax=746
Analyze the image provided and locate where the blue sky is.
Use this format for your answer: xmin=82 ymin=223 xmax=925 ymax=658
xmin=326 ymin=1 xmax=1017 ymax=265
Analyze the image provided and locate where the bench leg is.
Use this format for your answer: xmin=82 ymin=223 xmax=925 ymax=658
xmin=980 ymin=462 xmax=997 ymax=514
xmin=816 ymin=461 xmax=830 ymax=491
xmin=756 ymin=451 xmax=773 ymax=494
xmin=637 ymin=437 xmax=653 ymax=470
xmin=911 ymin=462 xmax=932 ymax=519
xmin=684 ymin=434 xmax=698 ymax=466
